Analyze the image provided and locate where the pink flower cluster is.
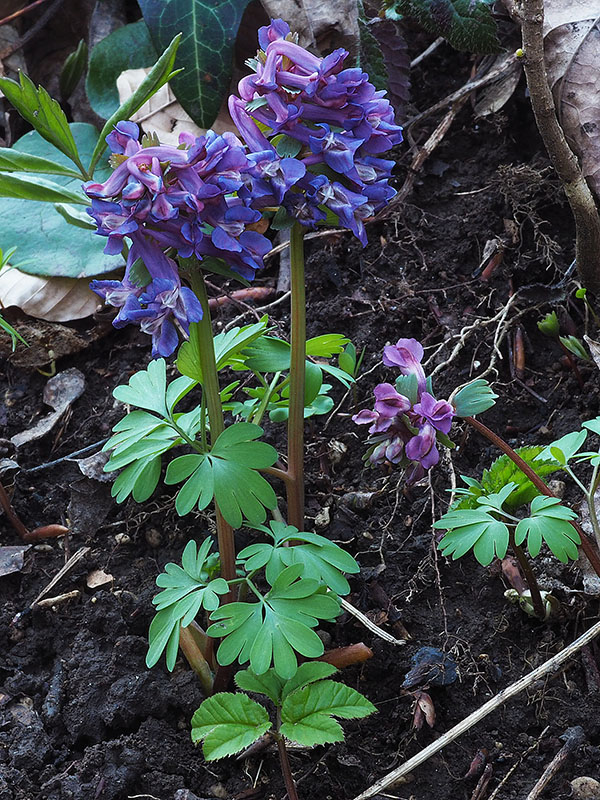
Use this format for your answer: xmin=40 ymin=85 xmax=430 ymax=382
xmin=353 ymin=339 xmax=455 ymax=482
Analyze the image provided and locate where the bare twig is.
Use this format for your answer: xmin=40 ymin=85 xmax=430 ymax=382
xmin=487 ymin=726 xmax=549 ymax=800
xmin=350 ymin=619 xmax=600 ymax=800
xmin=517 ymin=0 xmax=600 ymax=293
xmin=340 ymin=598 xmax=406 ymax=645
xmin=525 ymin=726 xmax=585 ymax=800
xmin=410 ymin=36 xmax=444 ymax=68
xmin=30 ymin=547 xmax=90 ymax=607
xmin=0 ymin=0 xmax=48 ymax=27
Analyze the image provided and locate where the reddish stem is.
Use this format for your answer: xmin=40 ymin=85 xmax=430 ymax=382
xmin=465 ymin=416 xmax=600 ymax=577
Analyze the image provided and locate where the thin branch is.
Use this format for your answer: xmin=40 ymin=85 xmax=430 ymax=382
xmin=351 ymin=618 xmax=600 ymax=800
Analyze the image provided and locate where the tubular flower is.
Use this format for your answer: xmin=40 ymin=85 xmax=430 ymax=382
xmin=84 ymin=122 xmax=271 ymax=356
xmin=229 ymin=18 xmax=402 ymax=243
xmin=353 ymin=339 xmax=456 ymax=482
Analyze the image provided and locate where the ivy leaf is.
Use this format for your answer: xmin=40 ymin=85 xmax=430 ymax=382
xmin=138 ymin=0 xmax=253 ymax=127
xmin=435 ymin=509 xmax=509 ymax=566
xmin=280 ymin=680 xmax=376 ymax=746
xmin=207 ymin=564 xmax=341 ymax=679
xmin=515 ymin=497 xmax=580 ymax=562
xmin=385 ymin=0 xmax=500 ymax=54
xmin=191 ymin=693 xmax=271 ymax=760
xmin=536 ymin=430 xmax=587 ymax=466
xmin=147 ymin=539 xmax=229 ymax=669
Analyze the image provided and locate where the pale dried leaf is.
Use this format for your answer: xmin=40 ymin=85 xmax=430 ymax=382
xmin=261 ymin=0 xmax=359 ymax=53
xmin=117 ymin=68 xmax=236 ymax=145
xmin=0 ymin=266 xmax=99 ymax=322
xmin=543 ymin=1 xmax=600 ymax=35
xmin=86 ymin=568 xmax=113 ymax=589
xmin=0 ymin=545 xmax=30 ymax=578
xmin=11 ymin=368 xmax=85 ymax=447
xmin=74 ymin=450 xmax=112 ymax=482
xmin=474 ymin=53 xmax=522 ymax=117
xmin=584 ymin=335 xmax=600 ymax=369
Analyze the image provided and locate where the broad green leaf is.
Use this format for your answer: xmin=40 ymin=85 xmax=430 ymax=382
xmin=280 ymin=680 xmax=376 ymax=746
xmin=536 ymin=430 xmax=587 ymax=466
xmin=452 ymin=379 xmax=498 ymax=417
xmin=138 ymin=0 xmax=253 ymax=127
xmin=385 ymin=0 xmax=500 ymax=53
xmin=515 ymin=497 xmax=579 ymax=562
xmin=86 ymin=20 xmax=158 ymax=118
xmin=583 ymin=417 xmax=600 ymax=437
xmin=113 ymin=359 xmax=168 ymax=416
xmin=244 ymin=336 xmax=292 ymax=372
xmin=0 ymin=172 xmax=87 ymax=204
xmin=89 ymin=34 xmax=182 ymax=175
xmin=0 ymin=149 xmax=81 ymax=178
xmin=191 ymin=693 xmax=271 ymax=760
xmin=60 ymin=39 xmax=88 ymax=101
xmin=0 ymin=72 xmax=84 ymax=172
xmin=235 ymin=668 xmax=285 ymax=705
xmin=0 ymin=124 xmax=115 ymax=278
xmin=435 ymin=509 xmax=510 ymax=565
xmin=305 ymin=334 xmax=350 ymax=358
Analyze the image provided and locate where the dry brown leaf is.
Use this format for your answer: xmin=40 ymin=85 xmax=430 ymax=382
xmin=261 ymin=0 xmax=359 ymax=53
xmin=11 ymin=368 xmax=85 ymax=447
xmin=584 ymin=335 xmax=600 ymax=369
xmin=86 ymin=568 xmax=113 ymax=589
xmin=0 ymin=316 xmax=108 ymax=369
xmin=117 ymin=69 xmax=236 ymax=145
xmin=474 ymin=53 xmax=522 ymax=117
xmin=0 ymin=266 xmax=99 ymax=322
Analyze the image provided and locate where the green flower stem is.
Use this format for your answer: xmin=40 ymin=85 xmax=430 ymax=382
xmin=465 ymin=415 xmax=600 ymax=578
xmin=507 ymin=529 xmax=546 ymax=620
xmin=179 ymin=624 xmax=214 ymax=695
xmin=585 ymin=460 xmax=600 ymax=550
xmin=189 ymin=270 xmax=236 ymax=591
xmin=287 ymin=223 xmax=306 ymax=529
xmin=252 ymin=371 xmax=282 ymax=426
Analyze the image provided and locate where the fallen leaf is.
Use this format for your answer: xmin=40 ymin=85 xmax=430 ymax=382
xmin=0 ymin=545 xmax=30 ymax=577
xmin=11 ymin=368 xmax=85 ymax=447
xmin=86 ymin=568 xmax=113 ymax=589
xmin=584 ymin=335 xmax=600 ymax=370
xmin=0 ymin=316 xmax=108 ymax=369
xmin=412 ymin=689 xmax=436 ymax=729
xmin=474 ymin=53 xmax=522 ymax=117
xmin=74 ymin=450 xmax=112 ymax=482
xmin=117 ymin=68 xmax=235 ymax=145
xmin=0 ymin=266 xmax=99 ymax=322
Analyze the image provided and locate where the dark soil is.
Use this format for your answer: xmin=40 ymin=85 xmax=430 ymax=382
xmin=2 ymin=16 xmax=600 ymax=800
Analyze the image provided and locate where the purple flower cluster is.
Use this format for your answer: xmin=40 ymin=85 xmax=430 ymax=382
xmin=229 ymin=19 xmax=402 ymax=245
xmin=353 ymin=339 xmax=455 ymax=483
xmin=84 ymin=121 xmax=271 ymax=357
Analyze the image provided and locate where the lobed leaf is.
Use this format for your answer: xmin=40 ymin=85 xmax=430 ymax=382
xmin=514 ymin=497 xmax=579 ymax=562
xmin=435 ymin=509 xmax=510 ymax=566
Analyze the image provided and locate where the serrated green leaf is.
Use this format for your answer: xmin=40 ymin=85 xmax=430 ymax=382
xmin=89 ymin=33 xmax=182 ymax=175
xmin=139 ymin=0 xmax=253 ymax=127
xmin=281 ymin=662 xmax=338 ymax=702
xmin=191 ymin=693 xmax=271 ymax=760
xmin=386 ymin=0 xmax=500 ymax=53
xmin=0 ymin=72 xmax=85 ymax=172
xmin=280 ymin=680 xmax=376 ymax=746
xmin=86 ymin=20 xmax=158 ymax=119
xmin=235 ymin=668 xmax=285 ymax=705
xmin=0 ymin=124 xmax=116 ymax=278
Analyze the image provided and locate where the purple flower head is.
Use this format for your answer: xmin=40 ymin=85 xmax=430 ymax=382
xmin=230 ymin=18 xmax=403 ymax=243
xmin=373 ymin=383 xmax=411 ymax=418
xmin=106 ymin=121 xmax=141 ymax=156
xmin=405 ymin=422 xmax=439 ymax=470
xmin=383 ymin=338 xmax=426 ymax=394
xmin=412 ymin=392 xmax=455 ymax=435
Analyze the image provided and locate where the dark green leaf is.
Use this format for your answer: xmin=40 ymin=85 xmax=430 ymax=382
xmin=139 ymin=0 xmax=253 ymax=127
xmin=514 ymin=496 xmax=579 ymax=562
xmin=0 ymin=149 xmax=81 ymax=178
xmin=60 ymin=39 xmax=88 ymax=101
xmin=0 ymin=124 xmax=116 ymax=278
xmin=385 ymin=0 xmax=500 ymax=53
xmin=0 ymin=172 xmax=87 ymax=204
xmin=235 ymin=668 xmax=284 ymax=705
xmin=191 ymin=693 xmax=271 ymax=760
xmin=86 ymin=20 xmax=158 ymax=119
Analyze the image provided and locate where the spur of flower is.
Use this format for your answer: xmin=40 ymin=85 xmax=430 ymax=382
xmin=353 ymin=338 xmax=456 ymax=483
xmin=229 ymin=18 xmax=403 ymax=244
xmin=84 ymin=121 xmax=271 ymax=357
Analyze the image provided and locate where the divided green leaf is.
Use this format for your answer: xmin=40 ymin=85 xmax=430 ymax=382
xmin=536 ymin=430 xmax=587 ymax=466
xmin=435 ymin=509 xmax=510 ymax=566
xmin=452 ymin=379 xmax=498 ymax=417
xmin=514 ymin=497 xmax=579 ymax=562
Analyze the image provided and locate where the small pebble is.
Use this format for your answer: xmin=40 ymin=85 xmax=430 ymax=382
xmin=145 ymin=528 xmax=162 ymax=548
xmin=571 ymin=777 xmax=600 ymax=799
xmin=115 ymin=533 xmax=131 ymax=545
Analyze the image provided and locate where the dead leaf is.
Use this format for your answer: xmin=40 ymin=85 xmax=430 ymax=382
xmin=117 ymin=69 xmax=235 ymax=145
xmin=261 ymin=0 xmax=359 ymax=53
xmin=74 ymin=450 xmax=112 ymax=482
xmin=0 ymin=545 xmax=30 ymax=577
xmin=412 ymin=690 xmax=436 ymax=729
xmin=584 ymin=335 xmax=600 ymax=370
xmin=0 ymin=266 xmax=99 ymax=322
xmin=11 ymin=367 xmax=85 ymax=447
xmin=474 ymin=53 xmax=522 ymax=117
xmin=86 ymin=568 xmax=113 ymax=589
xmin=0 ymin=316 xmax=108 ymax=369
